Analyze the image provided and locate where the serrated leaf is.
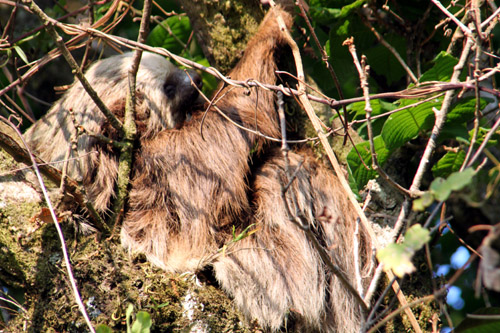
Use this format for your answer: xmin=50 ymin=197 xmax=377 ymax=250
xmin=131 ymin=311 xmax=152 ymax=333
xmin=455 ymin=307 xmax=500 ymax=333
xmin=419 ymin=51 xmax=458 ymax=82
xmin=147 ymin=16 xmax=192 ymax=55
xmin=381 ymin=100 xmax=439 ymax=150
xmin=346 ymin=136 xmax=391 ymax=190
xmin=447 ymin=97 xmax=488 ymax=124
xmin=348 ymin=99 xmax=395 ymax=120
xmin=404 ymin=224 xmax=430 ymax=251
xmin=432 ymin=150 xmax=466 ymax=178
xmin=377 ymin=243 xmax=415 ymax=277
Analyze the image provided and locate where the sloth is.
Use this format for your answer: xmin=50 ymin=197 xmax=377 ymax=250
xmin=25 ymin=52 xmax=202 ymax=211
xmin=25 ymin=7 xmax=371 ymax=332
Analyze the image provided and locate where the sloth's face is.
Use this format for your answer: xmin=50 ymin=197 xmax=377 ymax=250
xmin=163 ymin=67 xmax=203 ymax=127
xmin=73 ymin=52 xmax=204 ymax=133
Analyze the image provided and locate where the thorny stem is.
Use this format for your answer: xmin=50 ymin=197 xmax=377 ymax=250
xmin=461 ymin=18 xmax=483 ymax=170
xmin=341 ymin=37 xmax=422 ymax=332
xmin=24 ymin=0 xmax=124 ymax=136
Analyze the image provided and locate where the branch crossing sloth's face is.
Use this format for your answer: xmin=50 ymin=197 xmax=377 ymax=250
xmin=80 ymin=52 xmax=204 ymax=131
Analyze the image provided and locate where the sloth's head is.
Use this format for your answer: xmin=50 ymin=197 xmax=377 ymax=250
xmin=82 ymin=52 xmax=203 ymax=137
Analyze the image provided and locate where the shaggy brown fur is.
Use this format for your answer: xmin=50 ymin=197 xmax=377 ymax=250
xmin=121 ymin=8 xmax=370 ymax=332
xmin=26 ymin=7 xmax=370 ymax=332
xmin=25 ymin=52 xmax=201 ymax=212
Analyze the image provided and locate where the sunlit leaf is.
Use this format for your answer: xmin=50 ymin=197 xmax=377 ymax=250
xmin=377 ymin=243 xmax=416 ymax=277
xmin=419 ymin=52 xmax=458 ymax=82
xmin=404 ymin=224 xmax=431 ymax=250
xmin=96 ymin=324 xmax=113 ymax=333
xmin=413 ymin=191 xmax=434 ymax=211
xmin=446 ymin=97 xmax=488 ymax=124
xmin=131 ymin=311 xmax=152 ymax=333
xmin=13 ymin=45 xmax=29 ymax=65
xmin=430 ymin=167 xmax=476 ymax=201
xmin=377 ymin=224 xmax=430 ymax=277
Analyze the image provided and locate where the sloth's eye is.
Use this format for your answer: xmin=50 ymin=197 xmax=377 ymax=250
xmin=164 ymin=84 xmax=176 ymax=98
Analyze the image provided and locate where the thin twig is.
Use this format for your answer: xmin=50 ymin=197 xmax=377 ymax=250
xmin=25 ymin=0 xmax=123 ymax=136
xmin=361 ymin=18 xmax=418 ymax=83
xmin=0 ymin=118 xmax=109 ymax=233
xmin=109 ymin=0 xmax=152 ymax=226
xmin=1 ymin=118 xmax=96 ymax=333
xmin=431 ymin=0 xmax=473 ymax=36
xmin=409 ymin=36 xmax=474 ymax=194
xmin=345 ymin=38 xmax=412 ymax=198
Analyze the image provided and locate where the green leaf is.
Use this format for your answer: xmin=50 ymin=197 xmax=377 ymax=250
xmin=96 ymin=324 xmax=113 ymax=333
xmin=339 ymin=0 xmax=366 ymax=17
xmin=346 ymin=136 xmax=391 ymax=190
xmin=377 ymin=224 xmax=430 ymax=277
xmin=310 ymin=6 xmax=342 ymax=25
xmin=419 ymin=52 xmax=458 ymax=82
xmin=473 ymin=127 xmax=500 ymax=147
xmin=131 ymin=311 xmax=152 ymax=333
xmin=232 ymin=223 xmax=256 ymax=242
xmin=336 ymin=20 xmax=350 ymax=35
xmin=377 ymin=243 xmax=416 ymax=277
xmin=432 ymin=150 xmax=466 ymax=178
xmin=413 ymin=192 xmax=434 ymax=211
xmin=447 ymin=97 xmax=488 ymax=124
xmin=348 ymin=99 xmax=395 ymax=120
xmin=446 ymin=167 xmax=476 ymax=191
xmin=430 ymin=167 xmax=476 ymax=201
xmin=195 ymin=58 xmax=217 ymax=93
xmin=439 ymin=122 xmax=470 ymax=142
xmin=126 ymin=304 xmax=134 ymax=333
xmin=381 ymin=100 xmax=439 ymax=150
xmin=148 ymin=16 xmax=192 ymax=55
xmin=455 ymin=307 xmax=500 ymax=333
xmin=404 ymin=224 xmax=431 ymax=251
xmin=13 ymin=45 xmax=29 ymax=65
xmin=364 ymin=34 xmax=407 ymax=85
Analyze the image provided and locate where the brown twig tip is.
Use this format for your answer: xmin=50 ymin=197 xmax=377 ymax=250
xmin=342 ymin=37 xmax=354 ymax=46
